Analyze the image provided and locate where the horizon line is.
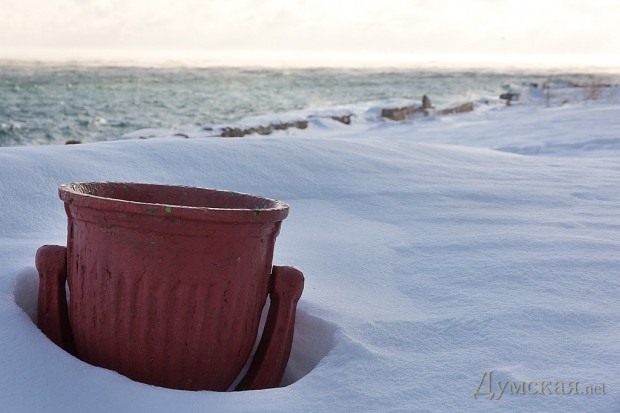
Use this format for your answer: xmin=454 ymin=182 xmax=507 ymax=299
xmin=3 ymin=48 xmax=620 ymax=72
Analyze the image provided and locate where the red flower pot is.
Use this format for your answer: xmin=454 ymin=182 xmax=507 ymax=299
xmin=36 ymin=182 xmax=304 ymax=391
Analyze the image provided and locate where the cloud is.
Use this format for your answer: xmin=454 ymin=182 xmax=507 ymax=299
xmin=1 ymin=0 xmax=618 ymax=62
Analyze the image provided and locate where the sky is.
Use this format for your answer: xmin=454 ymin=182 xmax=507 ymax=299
xmin=1 ymin=0 xmax=619 ymax=67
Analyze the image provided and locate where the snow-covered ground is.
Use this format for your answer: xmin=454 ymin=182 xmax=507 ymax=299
xmin=1 ymin=86 xmax=619 ymax=412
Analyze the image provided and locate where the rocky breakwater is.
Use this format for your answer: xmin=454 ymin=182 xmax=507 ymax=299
xmin=380 ymin=95 xmax=475 ymax=121
xmin=218 ymin=114 xmax=353 ymax=138
xmin=220 ymin=120 xmax=310 ymax=138
xmin=122 ymin=95 xmax=481 ymax=142
xmin=214 ymin=95 xmax=479 ymax=139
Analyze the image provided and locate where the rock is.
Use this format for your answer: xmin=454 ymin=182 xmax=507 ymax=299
xmin=293 ymin=120 xmax=308 ymax=129
xmin=381 ymin=105 xmax=420 ymax=121
xmin=65 ymin=139 xmax=82 ymax=145
xmin=256 ymin=126 xmax=272 ymax=135
xmin=422 ymin=95 xmax=433 ymax=109
xmin=500 ymin=92 xmax=519 ymax=102
xmin=220 ymin=127 xmax=245 ymax=138
xmin=330 ymin=114 xmax=352 ymax=125
xmin=437 ymin=102 xmax=475 ymax=115
xmin=500 ymin=92 xmax=519 ymax=106
xmin=219 ymin=119 xmax=309 ymax=138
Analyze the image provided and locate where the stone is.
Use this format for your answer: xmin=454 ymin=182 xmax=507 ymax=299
xmin=219 ymin=119 xmax=309 ymax=137
xmin=437 ymin=102 xmax=475 ymax=115
xmin=293 ymin=120 xmax=309 ymax=129
xmin=381 ymin=105 xmax=420 ymax=121
xmin=500 ymin=92 xmax=519 ymax=102
xmin=220 ymin=127 xmax=245 ymax=138
xmin=422 ymin=95 xmax=433 ymax=109
xmin=331 ymin=114 xmax=352 ymax=125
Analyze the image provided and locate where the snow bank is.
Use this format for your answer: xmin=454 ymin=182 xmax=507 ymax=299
xmin=1 ymin=93 xmax=619 ymax=412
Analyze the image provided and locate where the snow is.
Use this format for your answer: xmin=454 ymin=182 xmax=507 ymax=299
xmin=2 ymin=85 xmax=620 ymax=412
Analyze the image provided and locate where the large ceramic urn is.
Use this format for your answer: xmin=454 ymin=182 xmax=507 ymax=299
xmin=36 ymin=182 xmax=304 ymax=391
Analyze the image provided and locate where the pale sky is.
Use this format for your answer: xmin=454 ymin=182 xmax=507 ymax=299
xmin=1 ymin=0 xmax=619 ymax=67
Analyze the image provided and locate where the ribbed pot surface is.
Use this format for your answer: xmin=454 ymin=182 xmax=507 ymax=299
xmin=60 ymin=182 xmax=288 ymax=391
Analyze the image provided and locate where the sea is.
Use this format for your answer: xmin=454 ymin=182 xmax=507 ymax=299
xmin=1 ymin=62 xmax=620 ymax=146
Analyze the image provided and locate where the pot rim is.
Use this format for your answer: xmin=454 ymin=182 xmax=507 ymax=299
xmin=58 ymin=181 xmax=289 ymax=223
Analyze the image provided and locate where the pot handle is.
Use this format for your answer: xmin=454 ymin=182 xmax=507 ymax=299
xmin=236 ymin=265 xmax=304 ymax=391
xmin=35 ymin=245 xmax=76 ymax=354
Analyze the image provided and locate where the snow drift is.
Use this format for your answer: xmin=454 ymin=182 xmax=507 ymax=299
xmin=1 ymin=87 xmax=619 ymax=412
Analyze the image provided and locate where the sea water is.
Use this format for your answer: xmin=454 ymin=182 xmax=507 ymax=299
xmin=1 ymin=63 xmax=619 ymax=146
